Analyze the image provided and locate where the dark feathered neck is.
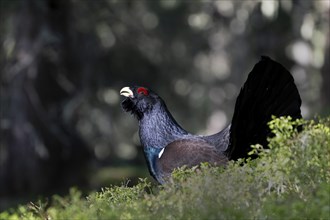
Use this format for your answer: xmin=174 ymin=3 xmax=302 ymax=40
xmin=138 ymin=100 xmax=190 ymax=149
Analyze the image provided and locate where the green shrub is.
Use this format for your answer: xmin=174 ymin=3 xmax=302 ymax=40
xmin=1 ymin=117 xmax=329 ymax=220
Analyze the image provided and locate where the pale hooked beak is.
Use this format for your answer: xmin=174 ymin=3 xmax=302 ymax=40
xmin=120 ymin=87 xmax=134 ymax=98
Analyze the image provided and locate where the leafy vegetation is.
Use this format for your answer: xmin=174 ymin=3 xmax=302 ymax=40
xmin=1 ymin=117 xmax=329 ymax=220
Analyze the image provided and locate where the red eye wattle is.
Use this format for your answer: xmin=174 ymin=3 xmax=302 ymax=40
xmin=137 ymin=87 xmax=149 ymax=96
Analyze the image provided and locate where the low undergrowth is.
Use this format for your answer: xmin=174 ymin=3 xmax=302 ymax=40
xmin=1 ymin=117 xmax=329 ymax=220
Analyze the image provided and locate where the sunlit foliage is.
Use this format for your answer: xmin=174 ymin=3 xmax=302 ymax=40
xmin=1 ymin=117 xmax=329 ymax=219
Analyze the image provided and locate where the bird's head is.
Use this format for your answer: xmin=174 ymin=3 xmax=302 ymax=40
xmin=120 ymin=86 xmax=162 ymax=120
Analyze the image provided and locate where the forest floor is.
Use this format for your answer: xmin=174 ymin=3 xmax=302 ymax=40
xmin=1 ymin=116 xmax=329 ymax=220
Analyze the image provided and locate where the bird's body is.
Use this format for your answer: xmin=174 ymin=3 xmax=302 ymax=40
xmin=120 ymin=56 xmax=302 ymax=184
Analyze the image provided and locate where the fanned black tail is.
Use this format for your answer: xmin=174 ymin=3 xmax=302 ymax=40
xmin=226 ymin=56 xmax=302 ymax=160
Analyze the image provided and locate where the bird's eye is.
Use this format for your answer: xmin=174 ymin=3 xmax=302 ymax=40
xmin=137 ymin=87 xmax=149 ymax=96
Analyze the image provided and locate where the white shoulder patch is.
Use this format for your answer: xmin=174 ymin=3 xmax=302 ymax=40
xmin=158 ymin=148 xmax=165 ymax=158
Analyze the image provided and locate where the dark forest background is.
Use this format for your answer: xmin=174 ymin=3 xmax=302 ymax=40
xmin=0 ymin=0 xmax=329 ymax=211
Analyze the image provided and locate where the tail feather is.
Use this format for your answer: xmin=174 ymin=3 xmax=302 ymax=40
xmin=226 ymin=56 xmax=302 ymax=160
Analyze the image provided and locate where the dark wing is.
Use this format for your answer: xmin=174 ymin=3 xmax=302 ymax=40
xmin=226 ymin=56 xmax=302 ymax=160
xmin=157 ymin=139 xmax=228 ymax=181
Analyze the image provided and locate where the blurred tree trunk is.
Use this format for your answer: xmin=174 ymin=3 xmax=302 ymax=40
xmin=0 ymin=0 xmax=90 ymax=196
xmin=321 ymin=37 xmax=330 ymax=115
